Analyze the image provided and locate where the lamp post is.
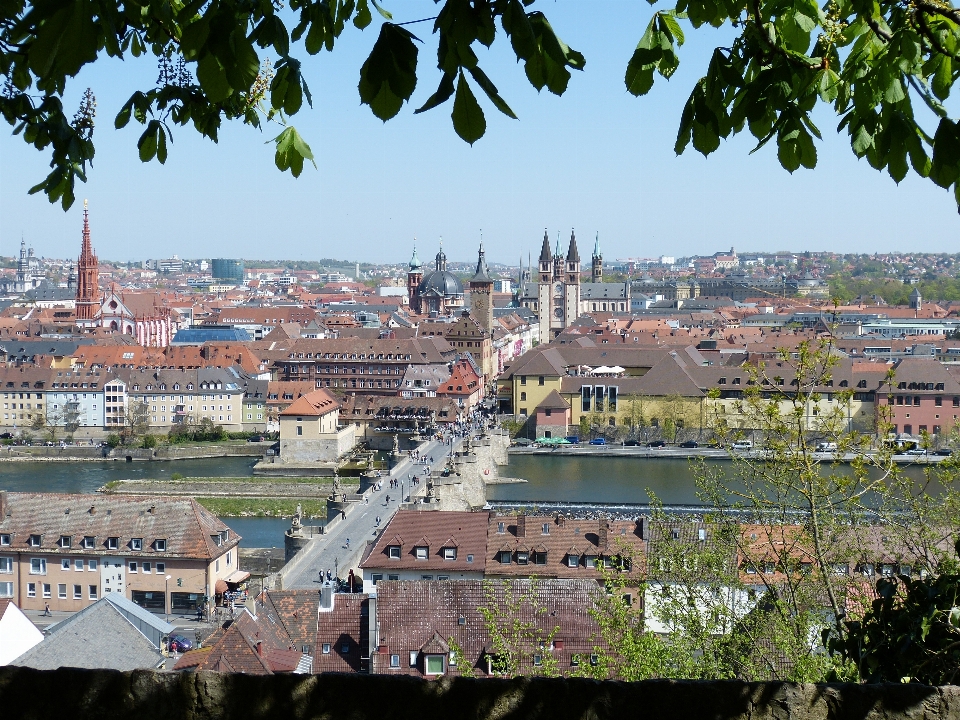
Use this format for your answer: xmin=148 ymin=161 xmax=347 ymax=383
xmin=165 ymin=575 xmax=171 ymax=623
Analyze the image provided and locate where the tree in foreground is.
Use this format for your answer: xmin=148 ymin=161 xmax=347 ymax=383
xmin=2 ymin=0 xmax=959 ymax=211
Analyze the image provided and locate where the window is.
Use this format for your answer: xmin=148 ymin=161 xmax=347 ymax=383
xmin=322 ymin=643 xmax=331 ymax=654
xmin=107 ymin=537 xmax=119 ymax=550
xmin=443 ymin=547 xmax=457 ymax=561
xmin=27 ymin=583 xmax=36 ymax=598
xmin=83 ymin=536 xmax=95 ymax=549
xmin=156 ymin=562 xmax=165 ymax=574
xmin=58 ymin=584 xmax=67 ymax=599
xmin=0 ymin=557 xmax=11 ymax=573
xmin=88 ymin=559 xmax=97 ymax=571
xmin=533 ymin=551 xmax=547 ymax=565
xmin=567 ymin=554 xmax=579 ymax=567
xmin=143 ymin=562 xmax=152 ymax=573
xmin=58 ymin=535 xmax=71 ymax=548
xmin=538 ymin=376 xmax=545 ymax=386
xmin=388 ymin=546 xmax=401 ymax=559
xmin=89 ymin=585 xmax=98 ymax=600
xmin=497 ymin=522 xmax=505 ymax=534
xmin=129 ymin=562 xmax=138 ymax=573
xmin=30 ymin=558 xmax=46 ymax=575
xmin=499 ymin=551 xmax=512 ymax=564
xmin=409 ymin=651 xmax=418 ymax=667
xmin=29 ymin=535 xmax=41 ymax=547
xmin=73 ymin=584 xmax=82 ymax=599
xmin=516 ymin=552 xmax=529 ymax=565
xmin=415 ymin=546 xmax=428 ymax=560
xmin=541 ymin=523 xmax=550 ymax=535
xmin=0 ymin=534 xmax=8 ymax=546
xmin=42 ymin=583 xmax=51 ymax=598
xmin=425 ymin=655 xmax=445 ymax=675
xmin=130 ymin=538 xmax=143 ymax=551
xmin=390 ymin=654 xmax=401 ymax=668
xmin=154 ymin=539 xmax=166 ymax=552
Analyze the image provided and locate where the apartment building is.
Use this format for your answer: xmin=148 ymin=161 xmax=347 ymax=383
xmin=0 ymin=491 xmax=242 ymax=615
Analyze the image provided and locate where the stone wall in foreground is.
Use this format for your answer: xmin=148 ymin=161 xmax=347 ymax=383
xmin=1 ymin=667 xmax=958 ymax=720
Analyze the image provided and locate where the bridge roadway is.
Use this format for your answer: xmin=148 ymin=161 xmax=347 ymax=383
xmin=282 ymin=435 xmax=464 ymax=589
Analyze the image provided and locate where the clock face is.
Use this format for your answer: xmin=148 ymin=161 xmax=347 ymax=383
xmin=554 ymin=307 xmax=564 ymax=318
xmin=554 ymin=283 xmax=563 ymax=297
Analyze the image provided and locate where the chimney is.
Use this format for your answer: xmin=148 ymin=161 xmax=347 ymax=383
xmin=89 ymin=505 xmax=96 ymax=515
xmin=256 ymin=641 xmax=263 ymax=656
xmin=636 ymin=517 xmax=645 ymax=540
xmin=319 ymin=583 xmax=335 ymax=611
xmin=516 ymin=515 xmax=526 ymax=538
xmin=555 ymin=514 xmax=565 ymax=527
xmin=599 ymin=521 xmax=608 ymax=549
xmin=0 ymin=491 xmax=6 ymax=519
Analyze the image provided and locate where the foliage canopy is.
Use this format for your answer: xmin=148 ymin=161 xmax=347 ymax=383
xmin=2 ymin=0 xmax=960 ymax=211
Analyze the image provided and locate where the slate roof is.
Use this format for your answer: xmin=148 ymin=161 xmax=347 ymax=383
xmin=256 ymin=590 xmax=319 ymax=653
xmin=372 ymin=579 xmax=604 ymax=677
xmin=360 ymin=510 xmax=490 ymax=573
xmin=194 ymin=608 xmax=311 ymax=675
xmin=534 ymin=390 xmax=570 ymax=412
xmin=0 ymin=492 xmax=239 ymax=562
xmin=11 ymin=598 xmax=163 ymax=670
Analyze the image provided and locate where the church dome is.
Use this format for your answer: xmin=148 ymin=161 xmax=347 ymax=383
xmin=418 ymin=270 xmax=464 ymax=297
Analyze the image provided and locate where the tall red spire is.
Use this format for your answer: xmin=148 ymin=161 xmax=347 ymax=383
xmin=75 ymin=199 xmax=100 ymax=321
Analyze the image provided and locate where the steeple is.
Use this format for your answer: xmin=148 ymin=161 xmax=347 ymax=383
xmin=555 ymin=231 xmax=561 ymax=259
xmin=471 ymin=241 xmax=492 ymax=283
xmin=566 ymin=228 xmax=580 ymax=263
xmin=591 ymin=231 xmax=602 ymax=283
xmin=435 ymin=237 xmax=446 ymax=272
xmin=75 ymin=199 xmax=101 ymax=322
xmin=593 ymin=232 xmax=601 ymax=260
xmin=409 ymin=242 xmax=422 ymax=270
xmin=538 ymin=229 xmax=551 ymax=265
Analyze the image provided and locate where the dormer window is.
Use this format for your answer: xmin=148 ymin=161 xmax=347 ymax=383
xmin=130 ymin=538 xmax=143 ymax=551
xmin=567 ymin=554 xmax=579 ymax=567
xmin=388 ymin=545 xmax=401 ymax=559
xmin=58 ymin=535 xmax=71 ymax=548
xmin=107 ymin=537 xmax=119 ymax=550
xmin=516 ymin=551 xmax=529 ymax=565
xmin=83 ymin=536 xmax=95 ymax=549
xmin=498 ymin=550 xmax=512 ymax=564
xmin=154 ymin=539 xmax=167 ymax=552
xmin=415 ymin=546 xmax=428 ymax=560
xmin=443 ymin=547 xmax=456 ymax=561
xmin=497 ymin=522 xmax=505 ymax=534
xmin=29 ymin=535 xmax=42 ymax=547
xmin=541 ymin=523 xmax=550 ymax=535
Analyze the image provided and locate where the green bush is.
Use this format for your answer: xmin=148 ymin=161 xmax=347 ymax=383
xmin=170 ymin=472 xmax=184 ymax=481
xmin=105 ymin=434 xmax=121 ymax=448
xmin=141 ymin=434 xmax=158 ymax=449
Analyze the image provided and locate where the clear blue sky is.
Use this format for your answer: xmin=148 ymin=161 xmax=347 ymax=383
xmin=1 ymin=1 xmax=956 ymax=265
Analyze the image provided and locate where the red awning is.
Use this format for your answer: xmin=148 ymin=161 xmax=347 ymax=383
xmin=225 ymin=570 xmax=250 ymax=584
xmin=215 ymin=579 xmax=228 ymax=594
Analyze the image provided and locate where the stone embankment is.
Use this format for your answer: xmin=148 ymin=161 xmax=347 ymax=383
xmin=100 ymin=478 xmax=352 ymax=499
xmin=1 ymin=667 xmax=957 ymax=720
xmin=0 ymin=442 xmax=270 ymax=462
xmin=433 ymin=430 xmax=513 ymax=511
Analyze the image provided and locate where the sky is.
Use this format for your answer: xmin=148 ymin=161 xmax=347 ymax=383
xmin=1 ymin=1 xmax=957 ymax=266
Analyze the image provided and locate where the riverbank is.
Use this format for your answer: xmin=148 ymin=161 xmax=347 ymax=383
xmin=0 ymin=441 xmax=271 ymax=462
xmin=508 ymin=444 xmax=951 ymax=464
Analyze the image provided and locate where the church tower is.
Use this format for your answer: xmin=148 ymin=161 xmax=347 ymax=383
xmin=75 ymin=200 xmax=100 ymax=321
xmin=564 ymin=229 xmax=581 ymax=328
xmin=591 ymin=232 xmax=602 ymax=283
xmin=537 ymin=229 xmax=552 ymax=342
xmin=407 ymin=243 xmax=423 ymax=313
xmin=469 ymin=241 xmax=494 ymax=334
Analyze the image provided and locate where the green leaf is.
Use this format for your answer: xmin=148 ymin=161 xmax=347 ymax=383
xmin=371 ymin=0 xmax=392 ymax=20
xmin=137 ymin=122 xmax=159 ymax=163
xmin=179 ymin=18 xmax=209 ymax=61
xmin=451 ymin=71 xmax=486 ymax=144
xmin=851 ymin=124 xmax=873 ymax=156
xmin=933 ymin=56 xmax=952 ymax=102
xmin=817 ymin=69 xmax=841 ymax=103
xmin=930 ymin=118 xmax=960 ymax=189
xmin=156 ymin=125 xmax=168 ymax=165
xmin=270 ymin=126 xmax=316 ymax=178
xmin=884 ymin=76 xmax=906 ymax=104
xmin=415 ymin=71 xmax=456 ymax=113
xmin=196 ymin=54 xmax=233 ymax=103
xmin=354 ymin=0 xmax=372 ymax=28
xmin=467 ymin=66 xmax=518 ymax=119
xmin=358 ymin=23 xmax=419 ymax=121
xmin=659 ymin=13 xmax=685 ymax=45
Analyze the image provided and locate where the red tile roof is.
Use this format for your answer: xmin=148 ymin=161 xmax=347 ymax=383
xmin=360 ymin=510 xmax=490 ymax=573
xmin=279 ymin=389 xmax=340 ymax=417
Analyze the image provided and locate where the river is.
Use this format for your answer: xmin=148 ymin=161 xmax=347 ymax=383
xmin=0 ymin=455 xmax=947 ymax=547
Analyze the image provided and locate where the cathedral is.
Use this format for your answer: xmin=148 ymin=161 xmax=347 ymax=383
xmin=0 ymin=240 xmax=43 ymax=295
xmin=518 ymin=230 xmax=631 ymax=339
xmin=407 ymin=240 xmax=464 ymax=316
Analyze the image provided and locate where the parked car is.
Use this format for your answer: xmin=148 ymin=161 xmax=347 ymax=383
xmin=935 ymin=448 xmax=954 ymax=456
xmin=905 ymin=448 xmax=928 ymax=456
xmin=731 ymin=441 xmax=753 ymax=451
xmin=167 ymin=634 xmax=193 ymax=653
xmin=589 ymin=438 xmax=607 ymax=445
xmin=248 ymin=435 xmax=265 ymax=442
xmin=678 ymin=440 xmax=699 ymax=448
xmin=647 ymin=440 xmax=667 ymax=448
xmin=624 ymin=439 xmax=639 ymax=446
xmin=816 ymin=442 xmax=838 ymax=452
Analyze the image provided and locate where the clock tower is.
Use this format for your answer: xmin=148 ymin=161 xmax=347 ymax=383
xmin=536 ymin=228 xmax=581 ymax=341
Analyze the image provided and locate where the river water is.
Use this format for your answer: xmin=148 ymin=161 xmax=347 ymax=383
xmin=0 ymin=455 xmax=944 ymax=547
